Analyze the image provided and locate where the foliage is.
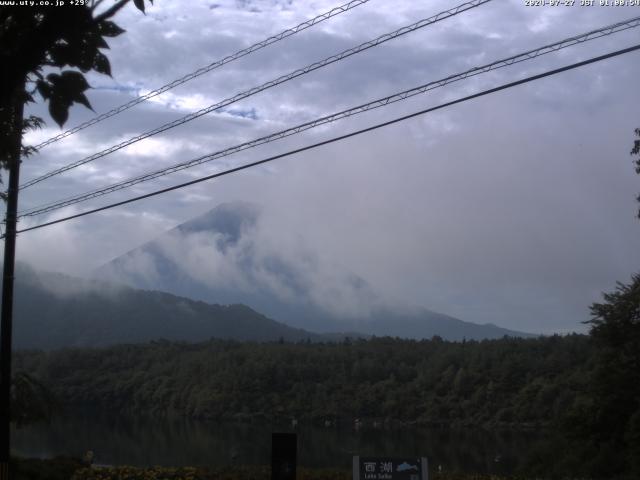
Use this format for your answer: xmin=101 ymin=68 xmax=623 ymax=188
xmin=10 ymin=372 xmax=57 ymax=426
xmin=0 ymin=0 xmax=151 ymax=176
xmin=9 ymin=457 xmax=570 ymax=480
xmin=580 ymin=274 xmax=640 ymax=478
xmin=633 ymin=128 xmax=640 ymax=218
xmin=68 ymin=465 xmax=539 ymax=480
xmin=7 ymin=456 xmax=605 ymax=480
xmin=14 ymin=335 xmax=594 ymax=429
xmin=66 ymin=465 xmax=538 ymax=480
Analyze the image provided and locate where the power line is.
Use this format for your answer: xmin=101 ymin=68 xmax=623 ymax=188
xmin=11 ymin=43 xmax=640 ymax=237
xmin=32 ymin=0 xmax=373 ymax=150
xmin=18 ymin=15 xmax=640 ymax=218
xmin=20 ymin=0 xmax=491 ymax=190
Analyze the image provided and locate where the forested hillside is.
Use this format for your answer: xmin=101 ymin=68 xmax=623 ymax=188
xmin=7 ymin=263 xmax=529 ymax=348
xmin=15 ymin=335 xmax=593 ymax=428
xmin=10 ymin=264 xmax=329 ymax=348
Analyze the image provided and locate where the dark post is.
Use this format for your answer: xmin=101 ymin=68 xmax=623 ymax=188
xmin=271 ymin=432 xmax=297 ymax=480
xmin=0 ymin=90 xmax=23 ymax=480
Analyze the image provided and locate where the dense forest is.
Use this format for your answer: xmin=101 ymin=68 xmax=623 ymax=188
xmin=14 ymin=335 xmax=592 ymax=429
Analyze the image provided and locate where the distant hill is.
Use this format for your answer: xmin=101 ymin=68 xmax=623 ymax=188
xmin=8 ymin=264 xmax=329 ymax=350
xmin=96 ymin=202 xmax=535 ymax=341
xmin=353 ymin=307 xmax=533 ymax=340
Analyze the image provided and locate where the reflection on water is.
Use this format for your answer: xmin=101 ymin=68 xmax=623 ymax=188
xmin=13 ymin=412 xmax=553 ymax=474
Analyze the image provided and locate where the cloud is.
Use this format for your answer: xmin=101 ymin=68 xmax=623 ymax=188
xmin=10 ymin=0 xmax=640 ymax=334
xmin=99 ymin=202 xmax=382 ymax=319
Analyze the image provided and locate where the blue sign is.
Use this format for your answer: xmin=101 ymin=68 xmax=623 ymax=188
xmin=353 ymin=457 xmax=428 ymax=480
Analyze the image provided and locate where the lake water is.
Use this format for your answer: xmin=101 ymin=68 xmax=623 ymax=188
xmin=12 ymin=412 xmax=554 ymax=475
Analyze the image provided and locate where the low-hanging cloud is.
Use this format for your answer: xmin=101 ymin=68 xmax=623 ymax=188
xmin=10 ymin=0 xmax=640 ymax=334
xmin=97 ymin=202 xmax=383 ymax=320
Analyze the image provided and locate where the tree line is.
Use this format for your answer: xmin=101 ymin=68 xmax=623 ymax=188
xmin=14 ymin=335 xmax=594 ymax=429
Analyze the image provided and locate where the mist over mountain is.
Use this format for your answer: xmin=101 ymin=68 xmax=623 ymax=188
xmin=8 ymin=263 xmax=328 ymax=350
xmin=96 ymin=202 xmax=534 ymax=340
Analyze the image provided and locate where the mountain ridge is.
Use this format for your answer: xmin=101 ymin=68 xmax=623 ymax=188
xmin=8 ymin=263 xmax=347 ymax=350
xmin=96 ymin=202 xmax=536 ymax=340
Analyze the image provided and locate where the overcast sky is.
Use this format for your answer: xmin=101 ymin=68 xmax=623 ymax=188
xmin=10 ymin=0 xmax=640 ymax=334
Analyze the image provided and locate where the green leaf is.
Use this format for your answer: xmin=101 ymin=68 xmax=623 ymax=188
xmin=36 ymin=80 xmax=52 ymax=100
xmin=23 ymin=116 xmax=45 ymax=132
xmin=46 ymin=73 xmax=61 ymax=86
xmin=93 ymin=51 xmax=111 ymax=76
xmin=49 ymin=98 xmax=70 ymax=127
xmin=75 ymin=92 xmax=93 ymax=111
xmin=44 ymin=71 xmax=93 ymax=125
xmin=85 ymin=29 xmax=110 ymax=49
xmin=48 ymin=44 xmax=73 ymax=68
xmin=58 ymin=71 xmax=91 ymax=93
xmin=75 ymin=46 xmax=96 ymax=72
xmin=99 ymin=20 xmax=126 ymax=37
xmin=133 ymin=0 xmax=145 ymax=13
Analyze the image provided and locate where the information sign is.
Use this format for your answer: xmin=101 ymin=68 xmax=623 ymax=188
xmin=353 ymin=457 xmax=428 ymax=480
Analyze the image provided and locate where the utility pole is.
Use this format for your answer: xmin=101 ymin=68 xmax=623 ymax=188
xmin=0 ymin=87 xmax=24 ymax=480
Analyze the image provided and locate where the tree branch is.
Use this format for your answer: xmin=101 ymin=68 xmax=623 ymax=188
xmin=91 ymin=0 xmax=106 ymax=12
xmin=94 ymin=0 xmax=130 ymax=23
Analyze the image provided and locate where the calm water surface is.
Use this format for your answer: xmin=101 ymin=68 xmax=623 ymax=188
xmin=13 ymin=412 xmax=553 ymax=474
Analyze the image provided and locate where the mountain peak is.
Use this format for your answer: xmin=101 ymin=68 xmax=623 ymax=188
xmin=177 ymin=201 xmax=259 ymax=236
xmin=95 ymin=202 xmax=535 ymax=340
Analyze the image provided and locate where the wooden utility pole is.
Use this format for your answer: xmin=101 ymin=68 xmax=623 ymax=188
xmin=0 ymin=87 xmax=24 ymax=480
